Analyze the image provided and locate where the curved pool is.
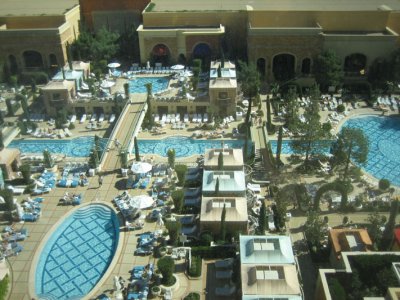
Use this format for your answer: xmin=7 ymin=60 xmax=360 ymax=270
xmin=129 ymin=77 xmax=169 ymax=93
xmin=342 ymin=115 xmax=400 ymax=186
xmin=8 ymin=136 xmax=108 ymax=157
xmin=35 ymin=204 xmax=119 ymax=299
xmin=137 ymin=136 xmax=249 ymax=157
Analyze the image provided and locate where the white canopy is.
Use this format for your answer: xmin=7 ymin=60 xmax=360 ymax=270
xmin=108 ymin=62 xmax=121 ymax=68
xmin=171 ymin=64 xmax=185 ymax=70
xmin=131 ymin=195 xmax=155 ymax=209
xmin=131 ymin=162 xmax=152 ymax=174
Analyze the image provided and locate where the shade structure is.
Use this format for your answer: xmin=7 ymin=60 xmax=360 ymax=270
xmin=131 ymin=195 xmax=154 ymax=209
xmin=171 ymin=64 xmax=185 ymax=70
xmin=131 ymin=162 xmax=152 ymax=174
xmin=108 ymin=62 xmax=121 ymax=68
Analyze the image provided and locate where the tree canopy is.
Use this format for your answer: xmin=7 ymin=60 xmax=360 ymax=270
xmin=331 ymin=127 xmax=369 ymax=180
xmin=313 ymin=50 xmax=344 ymax=92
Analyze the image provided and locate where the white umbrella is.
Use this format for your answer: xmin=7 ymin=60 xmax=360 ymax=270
xmin=108 ymin=62 xmax=121 ymax=69
xmin=131 ymin=195 xmax=154 ymax=209
xmin=131 ymin=162 xmax=152 ymax=174
xmin=113 ymin=276 xmax=122 ymax=292
xmin=242 ymin=99 xmax=249 ymax=107
xmin=171 ymin=64 xmax=185 ymax=70
xmin=100 ymin=80 xmax=115 ymax=88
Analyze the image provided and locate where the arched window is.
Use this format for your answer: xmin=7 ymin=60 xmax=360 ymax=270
xmin=152 ymin=44 xmax=170 ymax=64
xmin=344 ymin=53 xmax=367 ymax=75
xmin=273 ymin=54 xmax=295 ymax=81
xmin=23 ymin=50 xmax=43 ymax=68
xmin=301 ymin=58 xmax=311 ymax=74
xmin=49 ymin=54 xmax=58 ymax=67
xmin=257 ymin=58 xmax=266 ymax=76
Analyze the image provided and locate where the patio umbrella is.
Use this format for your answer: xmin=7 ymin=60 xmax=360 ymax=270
xmin=108 ymin=62 xmax=121 ymax=69
xmin=131 ymin=195 xmax=154 ymax=209
xmin=242 ymin=99 xmax=249 ymax=107
xmin=131 ymin=162 xmax=152 ymax=174
xmin=171 ymin=64 xmax=185 ymax=70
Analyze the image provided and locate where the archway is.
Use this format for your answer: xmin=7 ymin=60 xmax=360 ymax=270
xmin=272 ymin=54 xmax=295 ymax=82
xmin=49 ymin=54 xmax=58 ymax=68
xmin=344 ymin=53 xmax=367 ymax=75
xmin=23 ymin=50 xmax=43 ymax=69
xmin=8 ymin=55 xmax=18 ymax=75
xmin=152 ymin=44 xmax=170 ymax=65
xmin=301 ymin=58 xmax=311 ymax=75
xmin=192 ymin=43 xmax=212 ymax=67
xmin=256 ymin=58 xmax=266 ymax=76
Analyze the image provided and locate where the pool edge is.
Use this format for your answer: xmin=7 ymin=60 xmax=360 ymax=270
xmin=28 ymin=201 xmax=122 ymax=300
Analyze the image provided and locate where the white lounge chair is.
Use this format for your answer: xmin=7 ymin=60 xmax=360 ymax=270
xmin=192 ymin=114 xmax=197 ymax=123
xmin=154 ymin=114 xmax=160 ymax=122
xmin=109 ymin=114 xmax=116 ymax=123
xmin=184 ymin=114 xmax=189 ymax=123
xmin=203 ymin=113 xmax=208 ymax=123
xmin=90 ymin=114 xmax=97 ymax=123
xmin=80 ymin=114 xmax=87 ymax=123
xmin=70 ymin=115 xmax=76 ymax=124
xmin=247 ymin=183 xmax=261 ymax=193
xmin=98 ymin=113 xmax=105 ymax=123
xmin=175 ymin=114 xmax=180 ymax=123
xmin=64 ymin=128 xmax=73 ymax=137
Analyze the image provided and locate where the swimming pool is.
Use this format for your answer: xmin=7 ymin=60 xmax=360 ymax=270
xmin=129 ymin=77 xmax=169 ymax=93
xmin=35 ymin=204 xmax=119 ymax=300
xmin=8 ymin=136 xmax=108 ymax=157
xmin=137 ymin=136 xmax=250 ymax=158
xmin=342 ymin=115 xmax=400 ymax=186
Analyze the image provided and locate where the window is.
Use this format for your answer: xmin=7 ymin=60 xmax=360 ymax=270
xmin=219 ymin=92 xmax=228 ymax=99
xmin=52 ymin=93 xmax=61 ymax=101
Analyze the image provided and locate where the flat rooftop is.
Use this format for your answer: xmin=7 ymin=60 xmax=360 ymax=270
xmin=148 ymin=0 xmax=400 ymax=12
xmin=0 ymin=0 xmax=78 ymax=16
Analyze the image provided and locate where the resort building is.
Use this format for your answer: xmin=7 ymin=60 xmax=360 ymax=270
xmin=239 ymin=235 xmax=302 ymax=300
xmin=328 ymin=228 xmax=373 ymax=267
xmin=391 ymin=228 xmax=400 ymax=251
xmin=202 ymin=170 xmax=246 ymax=197
xmin=0 ymin=148 xmax=21 ymax=180
xmin=203 ymin=148 xmax=243 ymax=171
xmin=200 ymin=197 xmax=248 ymax=235
xmin=137 ymin=0 xmax=400 ymax=81
xmin=315 ymin=252 xmax=400 ymax=300
xmin=0 ymin=0 xmax=80 ymax=74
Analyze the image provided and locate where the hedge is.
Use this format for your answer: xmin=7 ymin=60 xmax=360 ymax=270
xmin=183 ymin=293 xmax=200 ymax=300
xmin=187 ymin=256 xmax=202 ymax=277
xmin=191 ymin=246 xmax=236 ymax=259
xmin=314 ymin=180 xmax=350 ymax=210
xmin=0 ymin=274 xmax=8 ymax=300
xmin=175 ymin=164 xmax=188 ymax=186
xmin=19 ymin=72 xmax=48 ymax=85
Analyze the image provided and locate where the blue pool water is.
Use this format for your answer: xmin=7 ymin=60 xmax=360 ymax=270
xmin=129 ymin=77 xmax=169 ymax=93
xmin=35 ymin=204 xmax=119 ymax=300
xmin=342 ymin=115 xmax=400 ymax=186
xmin=8 ymin=136 xmax=107 ymax=157
xmin=137 ymin=136 xmax=250 ymax=158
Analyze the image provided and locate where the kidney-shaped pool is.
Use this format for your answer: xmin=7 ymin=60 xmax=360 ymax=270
xmin=34 ymin=204 xmax=120 ymax=299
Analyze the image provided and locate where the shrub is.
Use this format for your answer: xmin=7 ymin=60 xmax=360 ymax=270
xmin=175 ymin=165 xmax=187 ymax=186
xmin=157 ymin=256 xmax=175 ymax=286
xmin=19 ymin=72 xmax=48 ymax=85
xmin=184 ymin=293 xmax=200 ymax=300
xmin=379 ymin=178 xmax=390 ymax=190
xmin=200 ymin=233 xmax=213 ymax=246
xmin=171 ymin=190 xmax=184 ymax=213
xmin=68 ymin=123 xmax=75 ymax=130
xmin=166 ymin=221 xmax=181 ymax=246
xmin=191 ymin=246 xmax=236 ymax=259
xmin=314 ymin=179 xmax=351 ymax=210
xmin=337 ymin=104 xmax=345 ymax=113
xmin=0 ymin=274 xmax=9 ymax=300
xmin=188 ymin=256 xmax=202 ymax=277
xmin=19 ymin=164 xmax=32 ymax=184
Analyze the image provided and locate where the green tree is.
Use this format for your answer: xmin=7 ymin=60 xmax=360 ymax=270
xmin=43 ymin=149 xmax=54 ymax=168
xmin=171 ymin=190 xmax=184 ymax=213
xmin=291 ymin=85 xmax=327 ymax=167
xmin=124 ymin=82 xmax=130 ymax=100
xmin=313 ymin=50 xmax=344 ymax=92
xmin=218 ymin=151 xmax=224 ymax=170
xmin=220 ymin=204 xmax=226 ymax=241
xmin=119 ymin=149 xmax=128 ymax=169
xmin=304 ymin=211 xmax=326 ymax=248
xmin=157 ymin=256 xmax=175 ymax=286
xmin=366 ymin=210 xmax=387 ymax=247
xmin=5 ymin=98 xmax=15 ymax=116
xmin=143 ymin=83 xmax=153 ymax=129
xmin=175 ymin=165 xmax=187 ymax=186
xmin=19 ymin=164 xmax=32 ymax=184
xmin=276 ymin=126 xmax=283 ymax=164
xmin=118 ymin=25 xmax=139 ymax=62
xmin=166 ymin=221 xmax=181 ymax=246
xmin=90 ymin=27 xmax=120 ymax=62
xmin=379 ymin=179 xmax=390 ymax=191
xmin=0 ymin=132 xmax=4 ymax=151
xmin=88 ymin=148 xmax=99 ymax=169
xmin=215 ymin=177 xmax=220 ymax=195
xmin=331 ymin=127 xmax=369 ymax=180
xmin=266 ymin=96 xmax=273 ymax=132
xmin=167 ymin=148 xmax=175 ymax=168
xmin=258 ymin=201 xmax=266 ymax=235
xmin=238 ymin=61 xmax=260 ymax=159
xmin=283 ymin=87 xmax=299 ymax=132
xmin=381 ymin=199 xmax=399 ymax=250
xmin=134 ymin=136 xmax=140 ymax=161
xmin=0 ymin=190 xmax=15 ymax=221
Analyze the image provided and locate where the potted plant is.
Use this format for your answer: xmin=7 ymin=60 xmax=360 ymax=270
xmin=151 ymin=285 xmax=161 ymax=297
xmin=158 ymin=246 xmax=167 ymax=257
